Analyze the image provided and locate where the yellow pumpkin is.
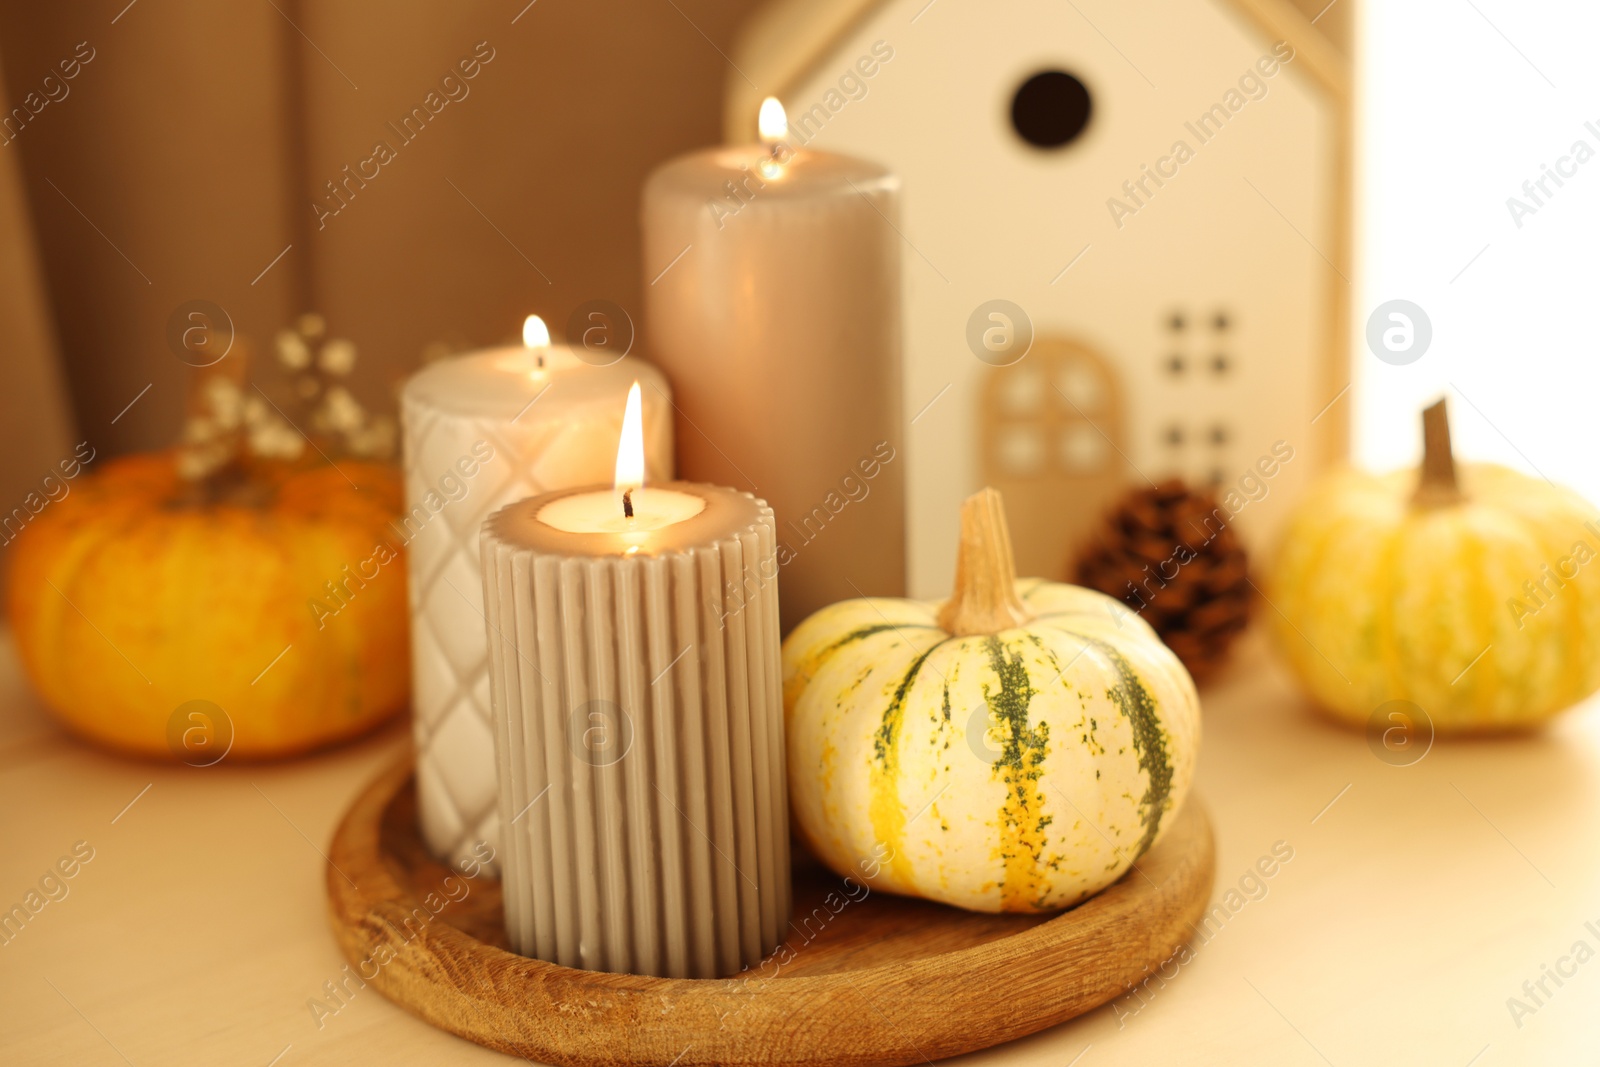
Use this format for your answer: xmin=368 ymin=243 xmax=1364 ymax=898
xmin=7 ymin=451 xmax=409 ymax=758
xmin=1267 ymin=400 xmax=1600 ymax=732
xmin=782 ymin=489 xmax=1200 ymax=914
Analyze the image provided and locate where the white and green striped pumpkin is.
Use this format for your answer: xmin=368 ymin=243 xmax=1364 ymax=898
xmin=782 ymin=489 xmax=1200 ymax=914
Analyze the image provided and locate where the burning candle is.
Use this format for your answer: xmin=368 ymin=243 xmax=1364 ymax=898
xmin=642 ymin=97 xmax=906 ymax=633
xmin=481 ymin=385 xmax=788 ymax=978
xmin=399 ymin=317 xmax=672 ymax=873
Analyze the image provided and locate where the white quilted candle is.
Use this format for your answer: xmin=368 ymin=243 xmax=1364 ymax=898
xmin=399 ymin=316 xmax=672 ymax=871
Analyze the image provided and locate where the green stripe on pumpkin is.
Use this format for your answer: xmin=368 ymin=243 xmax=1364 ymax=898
xmin=1093 ymin=640 xmax=1173 ymax=860
xmin=982 ymin=637 xmax=1053 ymax=911
xmin=1038 ymin=626 xmax=1174 ymax=862
xmin=868 ymin=640 xmax=944 ymax=888
xmin=784 ymin=621 xmax=936 ymax=713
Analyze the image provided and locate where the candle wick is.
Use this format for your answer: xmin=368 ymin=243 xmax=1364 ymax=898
xmin=760 ymin=142 xmax=786 ymax=180
xmin=623 ymin=488 xmax=634 ymax=520
xmin=537 ymin=353 xmax=545 ymax=370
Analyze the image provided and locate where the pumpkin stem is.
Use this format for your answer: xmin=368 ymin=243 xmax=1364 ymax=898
xmin=937 ymin=487 xmax=1033 ymax=636
xmin=1413 ymin=398 xmax=1463 ymax=508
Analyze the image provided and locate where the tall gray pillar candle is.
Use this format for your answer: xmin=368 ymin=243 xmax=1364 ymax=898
xmin=641 ymin=103 xmax=905 ymax=633
xmin=480 ymin=480 xmax=789 ymax=978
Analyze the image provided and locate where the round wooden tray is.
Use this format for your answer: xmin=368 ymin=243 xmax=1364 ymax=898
xmin=327 ymin=757 xmax=1215 ymax=1067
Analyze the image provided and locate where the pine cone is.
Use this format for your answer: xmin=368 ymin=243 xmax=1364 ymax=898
xmin=1073 ymin=479 xmax=1252 ymax=683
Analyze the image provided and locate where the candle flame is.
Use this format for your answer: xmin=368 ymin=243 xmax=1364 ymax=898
xmin=522 ymin=314 xmax=551 ymax=349
xmin=758 ymin=97 xmax=787 ymax=145
xmin=614 ymin=381 xmax=645 ymax=514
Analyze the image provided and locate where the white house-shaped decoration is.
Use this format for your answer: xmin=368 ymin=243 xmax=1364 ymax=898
xmin=728 ymin=0 xmax=1350 ymax=596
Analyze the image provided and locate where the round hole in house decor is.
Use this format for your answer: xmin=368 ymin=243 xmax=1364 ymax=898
xmin=1010 ymin=70 xmax=1092 ymax=149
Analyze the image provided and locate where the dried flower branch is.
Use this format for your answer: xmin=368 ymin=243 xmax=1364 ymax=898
xmin=177 ymin=314 xmax=396 ymax=487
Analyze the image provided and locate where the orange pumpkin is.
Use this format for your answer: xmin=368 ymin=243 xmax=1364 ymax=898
xmin=6 ymin=451 xmax=409 ymax=759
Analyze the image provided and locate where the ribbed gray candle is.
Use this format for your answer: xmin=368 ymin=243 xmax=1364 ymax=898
xmin=480 ymin=482 xmax=789 ymax=978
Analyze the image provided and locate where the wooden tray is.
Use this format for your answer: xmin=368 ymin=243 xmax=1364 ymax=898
xmin=327 ymin=757 xmax=1215 ymax=1066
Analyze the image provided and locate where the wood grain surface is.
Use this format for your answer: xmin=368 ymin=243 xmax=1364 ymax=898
xmin=326 ymin=757 xmax=1215 ymax=1066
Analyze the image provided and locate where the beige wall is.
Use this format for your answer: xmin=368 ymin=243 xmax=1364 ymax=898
xmin=0 ymin=0 xmax=761 ymax=460
xmin=0 ymin=47 xmax=73 ymax=518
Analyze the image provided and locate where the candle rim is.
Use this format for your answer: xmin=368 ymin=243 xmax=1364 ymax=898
xmin=486 ymin=481 xmax=770 ymax=559
xmin=647 ymin=146 xmax=900 ymax=199
xmin=401 ymin=346 xmax=670 ymax=417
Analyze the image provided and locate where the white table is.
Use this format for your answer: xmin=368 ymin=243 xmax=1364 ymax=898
xmin=1 ymin=628 xmax=1595 ymax=1065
